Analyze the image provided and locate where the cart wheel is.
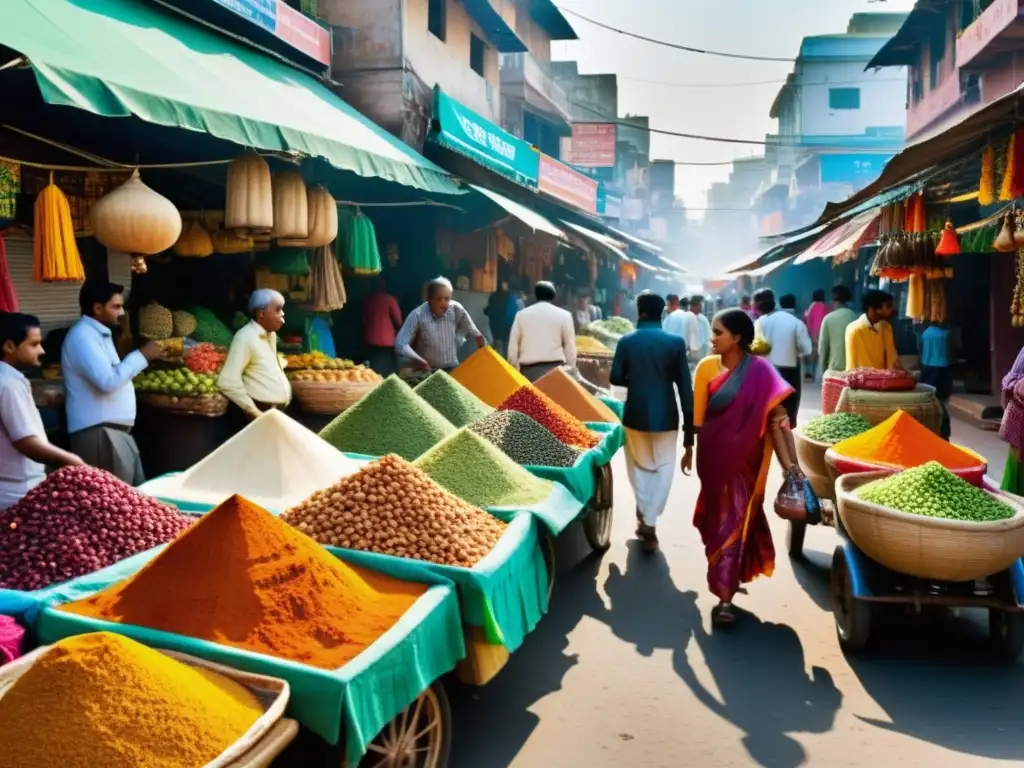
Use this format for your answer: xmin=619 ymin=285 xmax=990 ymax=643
xmin=360 ymin=681 xmax=452 ymax=768
xmin=583 ymin=465 xmax=614 ymax=553
xmin=787 ymin=521 xmax=807 ymax=558
xmin=989 ymin=609 xmax=1024 ymax=663
xmin=541 ymin=533 xmax=556 ymax=603
xmin=830 ymin=547 xmax=871 ymax=654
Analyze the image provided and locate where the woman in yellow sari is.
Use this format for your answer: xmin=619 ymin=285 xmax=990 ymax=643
xmin=691 ymin=309 xmax=793 ymax=627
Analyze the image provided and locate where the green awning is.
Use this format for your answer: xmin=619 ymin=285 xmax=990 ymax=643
xmin=2 ymin=0 xmax=462 ymax=196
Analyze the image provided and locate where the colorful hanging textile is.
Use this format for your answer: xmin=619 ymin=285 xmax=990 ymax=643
xmin=0 ymin=236 xmax=18 ymax=312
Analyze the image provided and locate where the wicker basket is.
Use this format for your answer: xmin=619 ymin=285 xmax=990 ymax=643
xmin=0 ymin=644 xmax=291 ymax=768
xmin=835 ymin=471 xmax=1024 ymax=582
xmin=291 ymin=379 xmax=379 ymax=415
xmin=835 ymin=385 xmax=942 ymax=436
xmin=825 ymin=447 xmax=987 ymax=489
xmin=577 ymin=355 xmax=612 ymax=390
xmin=793 ymin=428 xmax=835 ymax=501
xmin=138 ymin=392 xmax=229 ymax=417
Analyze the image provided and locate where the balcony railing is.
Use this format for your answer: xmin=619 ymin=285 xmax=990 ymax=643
xmin=956 ymin=0 xmax=1023 ymax=69
xmin=500 ymin=52 xmax=572 ymax=122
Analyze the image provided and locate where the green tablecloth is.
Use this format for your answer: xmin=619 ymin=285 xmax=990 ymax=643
xmin=329 ymin=511 xmax=547 ymax=651
xmin=33 ymin=550 xmax=465 ymax=766
xmin=598 ymin=396 xmax=625 ymax=421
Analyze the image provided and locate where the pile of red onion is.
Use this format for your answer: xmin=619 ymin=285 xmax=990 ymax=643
xmin=0 ymin=466 xmax=192 ymax=591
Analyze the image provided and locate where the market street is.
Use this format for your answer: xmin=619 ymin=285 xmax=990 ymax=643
xmin=450 ymin=388 xmax=1024 ymax=768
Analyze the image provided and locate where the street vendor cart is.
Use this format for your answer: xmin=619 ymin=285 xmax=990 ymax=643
xmin=830 ymin=472 xmax=1024 ymax=661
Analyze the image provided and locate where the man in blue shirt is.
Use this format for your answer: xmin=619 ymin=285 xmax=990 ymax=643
xmin=610 ymin=291 xmax=695 ymax=553
xmin=62 ymin=281 xmax=160 ymax=484
xmin=919 ymin=322 xmax=954 ymax=440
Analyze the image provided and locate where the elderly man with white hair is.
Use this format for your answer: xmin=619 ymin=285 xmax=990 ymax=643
xmin=395 ymin=277 xmax=485 ymax=373
xmin=217 ymin=289 xmax=292 ymax=421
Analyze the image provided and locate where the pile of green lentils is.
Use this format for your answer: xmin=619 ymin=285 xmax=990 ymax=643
xmin=470 ymin=410 xmax=582 ymax=468
xmin=802 ymin=412 xmax=872 ymax=444
xmin=856 ymin=461 xmax=1016 ymax=522
xmin=415 ymin=370 xmax=492 ymax=427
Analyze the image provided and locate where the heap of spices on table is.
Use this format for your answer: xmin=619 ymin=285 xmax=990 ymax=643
xmin=856 ymin=462 xmax=1016 ymax=522
xmin=534 ymin=367 xmax=619 ymax=423
xmin=801 ymin=412 xmax=873 ymax=444
xmin=499 ymin=386 xmax=599 ymax=449
xmin=470 ymin=410 xmax=581 ymax=468
xmin=413 ymin=428 xmax=553 ymax=507
xmin=319 ymin=375 xmax=455 ymax=460
xmin=832 ymin=410 xmax=980 ymax=469
xmin=0 ymin=632 xmax=263 ymax=768
xmin=62 ymin=495 xmax=426 ymax=669
xmin=283 ymin=455 xmax=507 ymax=568
xmin=415 ymin=370 xmax=492 ymax=427
xmin=451 ymin=346 xmax=530 ymax=407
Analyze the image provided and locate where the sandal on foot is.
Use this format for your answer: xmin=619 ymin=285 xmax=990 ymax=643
xmin=636 ymin=523 xmax=659 ymax=553
xmin=711 ymin=602 xmax=736 ymax=627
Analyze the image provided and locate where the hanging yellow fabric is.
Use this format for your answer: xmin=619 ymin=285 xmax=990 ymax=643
xmin=980 ymin=145 xmax=996 ymax=206
xmin=1000 ymin=134 xmax=1017 ymax=202
xmin=33 ymin=176 xmax=85 ymax=283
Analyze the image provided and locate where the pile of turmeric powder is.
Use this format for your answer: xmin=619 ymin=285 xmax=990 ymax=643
xmin=0 ymin=632 xmax=263 ymax=768
xmin=831 ymin=410 xmax=981 ymax=470
xmin=451 ymin=346 xmax=530 ymax=407
xmin=61 ymin=495 xmax=427 ymax=670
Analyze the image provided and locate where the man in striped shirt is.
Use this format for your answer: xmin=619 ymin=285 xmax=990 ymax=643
xmin=395 ymin=277 xmax=485 ymax=372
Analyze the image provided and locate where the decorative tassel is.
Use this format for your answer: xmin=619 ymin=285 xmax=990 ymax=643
xmin=980 ymin=145 xmax=995 ymax=206
xmin=935 ymin=221 xmax=960 ymax=256
xmin=1001 ymin=133 xmax=1017 ymax=201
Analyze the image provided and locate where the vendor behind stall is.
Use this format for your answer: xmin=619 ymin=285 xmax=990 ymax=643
xmin=63 ymin=281 xmax=160 ymax=486
xmin=0 ymin=313 xmax=85 ymax=509
xmin=845 ymin=289 xmax=903 ymax=371
xmin=395 ymin=277 xmax=484 ymax=373
xmin=217 ymin=289 xmax=291 ymax=422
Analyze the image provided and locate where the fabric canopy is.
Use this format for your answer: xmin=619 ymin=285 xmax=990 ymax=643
xmin=471 ymin=185 xmax=566 ymax=239
xmin=560 ymin=220 xmax=632 ymax=262
xmin=739 ymin=256 xmax=793 ymax=278
xmin=794 ymin=210 xmax=880 ymax=265
xmin=3 ymin=0 xmax=461 ymax=196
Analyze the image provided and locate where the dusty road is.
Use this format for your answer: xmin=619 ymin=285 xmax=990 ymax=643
xmin=450 ymin=392 xmax=1024 ymax=768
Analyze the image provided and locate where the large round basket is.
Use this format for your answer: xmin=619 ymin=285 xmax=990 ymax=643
xmin=835 ymin=471 xmax=1024 ymax=582
xmin=290 ymin=379 xmax=379 ymax=415
xmin=825 ymin=447 xmax=987 ymax=489
xmin=834 ymin=385 xmax=942 ymax=435
xmin=138 ymin=392 xmax=229 ymax=417
xmin=577 ymin=355 xmax=612 ymax=390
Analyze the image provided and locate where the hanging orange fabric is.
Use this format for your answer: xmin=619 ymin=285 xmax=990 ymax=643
xmin=980 ymin=145 xmax=996 ymax=206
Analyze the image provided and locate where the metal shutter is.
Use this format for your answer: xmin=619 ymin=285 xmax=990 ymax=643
xmin=4 ymin=234 xmax=82 ymax=332
xmin=107 ymin=251 xmax=133 ymax=298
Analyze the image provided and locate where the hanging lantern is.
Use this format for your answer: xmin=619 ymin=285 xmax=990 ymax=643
xmin=934 ymin=221 xmax=960 ymax=256
xmin=91 ymin=170 xmax=182 ymax=259
xmin=995 ymin=212 xmax=1017 ymax=253
xmin=224 ymin=154 xmax=273 ymax=234
xmin=212 ymin=229 xmax=255 ymax=254
xmin=270 ymin=171 xmax=308 ymax=240
xmin=278 ymin=185 xmax=337 ymax=248
xmin=173 ymin=220 xmax=214 ymax=258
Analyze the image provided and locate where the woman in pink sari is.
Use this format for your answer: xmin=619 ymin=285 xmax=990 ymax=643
xmin=691 ymin=309 xmax=794 ymax=627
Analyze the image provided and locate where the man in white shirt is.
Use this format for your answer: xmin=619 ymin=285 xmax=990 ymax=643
xmin=664 ymin=295 xmax=711 ymax=369
xmin=753 ymin=288 xmax=812 ymax=426
xmin=218 ymin=289 xmax=292 ymax=421
xmin=1 ymin=313 xmax=84 ymax=509
xmin=508 ymin=281 xmax=576 ymax=382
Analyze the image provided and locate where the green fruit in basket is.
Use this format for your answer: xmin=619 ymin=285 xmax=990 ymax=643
xmin=855 ymin=462 xmax=1015 ymax=522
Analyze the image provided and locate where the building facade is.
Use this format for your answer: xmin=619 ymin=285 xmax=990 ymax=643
xmin=319 ymin=0 xmax=574 ymax=151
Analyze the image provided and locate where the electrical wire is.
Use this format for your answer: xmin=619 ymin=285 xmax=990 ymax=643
xmin=557 ymin=6 xmax=794 ymax=62
xmin=617 ymin=74 xmax=907 ymax=88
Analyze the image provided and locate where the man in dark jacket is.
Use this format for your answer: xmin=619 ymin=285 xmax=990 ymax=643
xmin=610 ymin=291 xmax=695 ymax=552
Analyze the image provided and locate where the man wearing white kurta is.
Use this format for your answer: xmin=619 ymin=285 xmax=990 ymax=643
xmin=610 ymin=292 xmax=694 ymax=553
xmin=507 ymin=281 xmax=576 ymax=382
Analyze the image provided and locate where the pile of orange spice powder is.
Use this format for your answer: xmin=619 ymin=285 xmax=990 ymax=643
xmin=830 ymin=410 xmax=982 ymax=470
xmin=61 ymin=495 xmax=426 ymax=670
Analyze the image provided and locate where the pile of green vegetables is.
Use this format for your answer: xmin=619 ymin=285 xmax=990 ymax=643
xmin=856 ymin=462 xmax=1016 ymax=522
xmin=802 ymin=413 xmax=872 ymax=444
xmin=582 ymin=317 xmax=635 ymax=346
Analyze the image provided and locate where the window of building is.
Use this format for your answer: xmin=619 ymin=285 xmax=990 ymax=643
xmin=428 ymin=0 xmax=446 ymax=41
xmin=829 ymin=87 xmax=861 ymax=110
xmin=470 ymin=34 xmax=485 ymax=77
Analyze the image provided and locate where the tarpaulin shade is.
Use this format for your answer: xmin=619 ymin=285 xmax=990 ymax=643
xmin=471 ymin=185 xmax=566 ymax=239
xmin=560 ymin=220 xmax=632 ymax=262
xmin=2 ymin=0 xmax=461 ymax=196
xmin=794 ymin=210 xmax=880 ymax=265
xmin=739 ymin=256 xmax=793 ymax=278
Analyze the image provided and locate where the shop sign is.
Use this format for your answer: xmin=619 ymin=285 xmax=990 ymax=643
xmin=565 ymin=124 xmax=616 ymax=168
xmin=210 ymin=0 xmax=331 ymax=67
xmin=538 ymin=155 xmax=598 ymax=213
xmin=819 ymin=153 xmax=893 ymax=186
xmin=433 ymin=89 xmax=539 ymax=187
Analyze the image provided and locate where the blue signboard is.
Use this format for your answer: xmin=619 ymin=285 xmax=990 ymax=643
xmin=211 ymin=0 xmax=278 ymax=34
xmin=820 ymin=153 xmax=894 ymax=186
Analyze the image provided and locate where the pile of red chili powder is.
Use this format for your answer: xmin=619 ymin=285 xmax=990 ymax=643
xmin=498 ymin=386 xmax=599 ymax=449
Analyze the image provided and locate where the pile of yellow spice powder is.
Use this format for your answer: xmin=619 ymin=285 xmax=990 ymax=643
xmin=0 ymin=632 xmax=264 ymax=768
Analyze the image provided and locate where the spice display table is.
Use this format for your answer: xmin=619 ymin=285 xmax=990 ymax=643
xmin=32 ymin=552 xmax=465 ymax=768
xmin=830 ymin=473 xmax=1024 ymax=661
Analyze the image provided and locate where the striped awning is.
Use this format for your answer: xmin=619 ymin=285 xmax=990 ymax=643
xmin=794 ymin=210 xmax=880 ymax=265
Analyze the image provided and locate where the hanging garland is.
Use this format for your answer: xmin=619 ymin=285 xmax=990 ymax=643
xmin=979 ymin=144 xmax=996 ymax=206
xmin=1000 ymin=133 xmax=1017 ymax=201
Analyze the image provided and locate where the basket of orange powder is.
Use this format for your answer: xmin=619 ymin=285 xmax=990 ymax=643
xmin=825 ymin=410 xmax=987 ymax=489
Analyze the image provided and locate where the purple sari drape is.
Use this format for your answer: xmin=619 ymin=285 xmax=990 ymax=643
xmin=694 ymin=355 xmax=793 ymax=602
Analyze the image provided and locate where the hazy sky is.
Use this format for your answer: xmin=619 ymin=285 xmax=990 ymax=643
xmin=551 ymin=0 xmax=917 ymax=216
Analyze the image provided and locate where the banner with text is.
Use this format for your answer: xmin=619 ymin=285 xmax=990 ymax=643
xmin=538 ymin=155 xmax=599 ymax=214
xmin=211 ymin=0 xmax=331 ymax=66
xmin=565 ymin=124 xmax=616 ymax=168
